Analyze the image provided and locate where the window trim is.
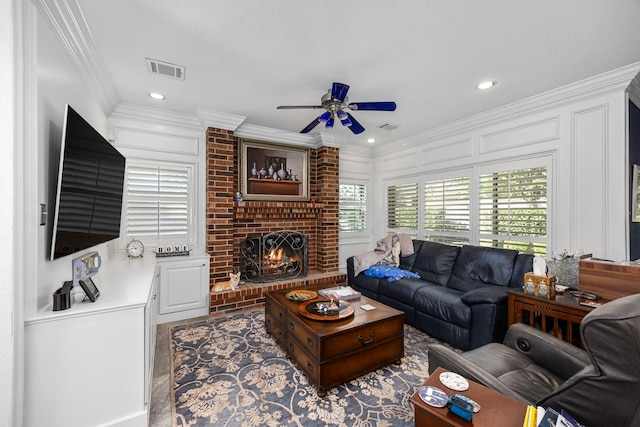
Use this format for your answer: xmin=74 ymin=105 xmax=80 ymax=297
xmin=339 ymin=182 xmax=368 ymax=235
xmin=384 ymin=157 xmax=552 ymax=256
xmin=117 ymin=158 xmax=198 ymax=252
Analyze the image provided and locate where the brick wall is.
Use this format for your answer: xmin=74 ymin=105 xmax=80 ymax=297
xmin=206 ymin=127 xmax=343 ymax=314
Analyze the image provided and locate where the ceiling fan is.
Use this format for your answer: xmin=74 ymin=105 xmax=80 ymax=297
xmin=277 ymin=82 xmax=396 ymax=135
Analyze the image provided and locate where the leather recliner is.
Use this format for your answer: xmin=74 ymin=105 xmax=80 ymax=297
xmin=427 ymin=293 xmax=640 ymax=427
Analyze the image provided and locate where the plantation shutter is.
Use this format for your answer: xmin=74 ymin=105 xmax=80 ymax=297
xmin=126 ymin=164 xmax=190 ymax=239
xmin=424 ymin=176 xmax=470 ymax=245
xmin=387 ymin=182 xmax=419 ymax=234
xmin=478 ymin=166 xmax=547 ymax=255
xmin=339 ymin=184 xmax=367 ymax=232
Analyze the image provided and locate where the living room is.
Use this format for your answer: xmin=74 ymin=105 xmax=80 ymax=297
xmin=4 ymin=1 xmax=640 ymax=426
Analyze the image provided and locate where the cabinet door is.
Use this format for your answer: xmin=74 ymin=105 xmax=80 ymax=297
xmin=144 ymin=272 xmax=159 ymax=404
xmin=159 ymin=259 xmax=208 ymax=314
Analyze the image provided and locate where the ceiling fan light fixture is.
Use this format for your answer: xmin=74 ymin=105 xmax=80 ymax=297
xmin=318 ymin=111 xmax=331 ymax=122
xmin=475 ymin=80 xmax=497 ymax=90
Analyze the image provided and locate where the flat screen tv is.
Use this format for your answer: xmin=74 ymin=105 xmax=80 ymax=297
xmin=50 ymin=105 xmax=126 ymax=260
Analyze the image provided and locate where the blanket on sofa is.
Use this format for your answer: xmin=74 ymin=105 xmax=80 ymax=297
xmin=351 ymin=233 xmax=415 ymax=276
xmin=364 ymin=265 xmax=421 ymax=282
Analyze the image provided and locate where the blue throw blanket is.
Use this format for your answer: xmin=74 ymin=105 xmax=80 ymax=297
xmin=364 ymin=265 xmax=421 ymax=282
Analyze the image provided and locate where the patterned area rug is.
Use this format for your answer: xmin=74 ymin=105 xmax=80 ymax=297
xmin=170 ymin=309 xmax=439 ymax=427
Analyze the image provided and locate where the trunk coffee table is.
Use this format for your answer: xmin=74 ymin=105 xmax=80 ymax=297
xmin=264 ymin=286 xmax=404 ymax=397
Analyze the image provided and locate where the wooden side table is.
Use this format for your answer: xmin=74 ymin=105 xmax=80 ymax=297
xmin=507 ymin=289 xmax=608 ymax=348
xmin=411 ymin=367 xmax=527 ymax=427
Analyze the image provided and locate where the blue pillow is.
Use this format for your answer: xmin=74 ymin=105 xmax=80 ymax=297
xmin=364 ymin=265 xmax=420 ymax=282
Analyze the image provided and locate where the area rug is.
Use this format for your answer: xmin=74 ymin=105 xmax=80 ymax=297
xmin=170 ymin=309 xmax=441 ymax=427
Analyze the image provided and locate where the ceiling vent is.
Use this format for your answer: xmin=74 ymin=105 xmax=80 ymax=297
xmin=378 ymin=122 xmax=399 ymax=131
xmin=146 ymin=58 xmax=185 ymax=80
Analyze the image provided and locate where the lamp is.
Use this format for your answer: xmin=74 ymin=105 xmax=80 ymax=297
xmin=337 ymin=109 xmax=352 ymax=127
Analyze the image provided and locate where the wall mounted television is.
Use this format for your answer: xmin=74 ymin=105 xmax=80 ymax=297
xmin=49 ymin=105 xmax=126 ymax=260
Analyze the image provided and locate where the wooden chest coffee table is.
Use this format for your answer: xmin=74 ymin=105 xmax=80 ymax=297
xmin=265 ymin=286 xmax=404 ymax=396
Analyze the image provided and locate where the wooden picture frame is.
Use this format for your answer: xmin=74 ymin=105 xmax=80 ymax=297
xmin=239 ymin=139 xmax=309 ymax=201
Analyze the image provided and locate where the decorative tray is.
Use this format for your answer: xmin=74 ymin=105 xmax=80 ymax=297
xmin=298 ymin=299 xmax=355 ymax=321
xmin=285 ymin=290 xmax=318 ymax=301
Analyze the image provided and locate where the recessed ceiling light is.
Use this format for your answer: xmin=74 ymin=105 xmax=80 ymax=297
xmin=149 ymin=92 xmax=165 ymax=100
xmin=367 ymin=138 xmax=376 ymax=143
xmin=475 ymin=81 xmax=497 ymax=91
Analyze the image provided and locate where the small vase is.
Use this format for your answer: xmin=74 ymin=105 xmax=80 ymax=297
xmin=251 ymin=162 xmax=258 ymax=178
xmin=268 ymin=164 xmax=275 ymax=177
xmin=277 ymin=163 xmax=288 ymax=180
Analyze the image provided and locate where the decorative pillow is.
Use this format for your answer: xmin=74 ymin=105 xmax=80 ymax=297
xmin=379 ymin=241 xmax=401 ymax=267
xmin=364 ymin=265 xmax=420 ymax=282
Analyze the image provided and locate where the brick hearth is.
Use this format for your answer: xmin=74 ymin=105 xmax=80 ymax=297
xmin=205 ymin=128 xmax=344 ymax=315
xmin=209 ymin=271 xmax=346 ymax=315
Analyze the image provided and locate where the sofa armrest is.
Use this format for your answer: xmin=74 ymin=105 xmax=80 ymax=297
xmin=346 ymin=256 xmax=356 ymax=282
xmin=503 ymin=323 xmax=591 ymax=380
xmin=460 ymin=286 xmax=509 ymax=305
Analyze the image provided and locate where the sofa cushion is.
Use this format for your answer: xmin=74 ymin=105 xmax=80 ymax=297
xmin=414 ymin=285 xmax=471 ymax=328
xmin=379 ymin=278 xmax=431 ymax=306
xmin=350 ymin=274 xmax=384 ymax=296
xmin=447 ymin=245 xmax=518 ymax=293
xmin=411 ymin=241 xmax=460 ymax=286
xmin=398 ymin=239 xmax=423 ymax=271
xmin=509 ymin=253 xmax=534 ymax=287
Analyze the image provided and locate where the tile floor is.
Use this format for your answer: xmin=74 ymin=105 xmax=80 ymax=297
xmin=148 ymin=315 xmax=209 ymax=427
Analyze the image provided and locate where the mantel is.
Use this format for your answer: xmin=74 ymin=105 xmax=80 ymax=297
xmin=234 ymin=201 xmax=325 ymax=219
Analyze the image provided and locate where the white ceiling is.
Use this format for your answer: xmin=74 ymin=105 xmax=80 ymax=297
xmin=78 ymin=0 xmax=640 ymax=149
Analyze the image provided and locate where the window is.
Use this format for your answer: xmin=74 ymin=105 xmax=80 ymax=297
xmin=424 ymin=176 xmax=470 ymax=245
xmin=339 ymin=183 xmax=367 ymax=232
xmin=478 ymin=166 xmax=547 ymax=256
xmin=387 ymin=182 xmax=419 ymax=235
xmin=125 ymin=163 xmax=193 ymax=244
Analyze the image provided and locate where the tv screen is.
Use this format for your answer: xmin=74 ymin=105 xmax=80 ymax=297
xmin=50 ymin=105 xmax=126 ymax=260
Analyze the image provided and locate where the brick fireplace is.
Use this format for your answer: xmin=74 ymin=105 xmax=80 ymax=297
xmin=206 ymin=127 xmax=345 ymax=314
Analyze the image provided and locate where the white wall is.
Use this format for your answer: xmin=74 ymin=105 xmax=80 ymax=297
xmin=2 ymin=1 xmax=16 ymax=425
xmin=345 ymin=65 xmax=638 ymax=264
xmin=28 ymin=7 xmax=113 ymax=314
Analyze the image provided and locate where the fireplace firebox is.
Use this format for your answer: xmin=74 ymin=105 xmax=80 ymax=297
xmin=240 ymin=230 xmax=308 ymax=282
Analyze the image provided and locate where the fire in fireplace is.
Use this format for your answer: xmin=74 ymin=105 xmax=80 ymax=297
xmin=240 ymin=230 xmax=308 ymax=282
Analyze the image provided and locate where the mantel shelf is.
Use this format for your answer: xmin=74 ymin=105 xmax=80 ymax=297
xmin=234 ymin=201 xmax=325 ymax=217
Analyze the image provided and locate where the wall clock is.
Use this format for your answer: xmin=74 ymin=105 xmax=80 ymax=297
xmin=126 ymin=239 xmax=144 ymax=259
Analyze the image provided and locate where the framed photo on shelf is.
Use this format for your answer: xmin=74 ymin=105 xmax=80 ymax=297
xmin=239 ymin=139 xmax=309 ymax=201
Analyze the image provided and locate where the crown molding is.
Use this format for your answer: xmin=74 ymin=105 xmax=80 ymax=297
xmin=33 ymin=0 xmax=119 ymax=115
xmin=234 ymin=123 xmax=321 ymax=148
xmin=374 ymin=62 xmax=640 ymax=157
xmin=628 ymin=72 xmax=640 ymax=107
xmin=110 ymin=103 xmax=206 ymax=134
xmin=195 ymin=108 xmax=246 ymax=131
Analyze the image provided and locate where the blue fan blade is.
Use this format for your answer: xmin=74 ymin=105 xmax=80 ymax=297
xmin=331 ymin=82 xmax=350 ymax=102
xmin=300 ymin=118 xmax=320 ymax=133
xmin=346 ymin=113 xmax=365 ymax=134
xmin=348 ymin=101 xmax=396 ymax=111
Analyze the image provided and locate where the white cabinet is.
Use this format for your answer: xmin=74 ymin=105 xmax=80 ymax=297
xmin=24 ymin=258 xmax=158 ymax=427
xmin=158 ymin=253 xmax=210 ymax=324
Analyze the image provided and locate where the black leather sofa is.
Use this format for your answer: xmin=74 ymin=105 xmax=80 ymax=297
xmin=346 ymin=240 xmax=533 ymax=350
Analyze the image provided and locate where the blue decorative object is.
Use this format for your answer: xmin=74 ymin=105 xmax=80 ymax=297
xmin=364 ymin=265 xmax=420 ymax=282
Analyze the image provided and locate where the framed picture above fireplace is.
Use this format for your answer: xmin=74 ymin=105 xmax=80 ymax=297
xmin=239 ymin=139 xmax=310 ymax=201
